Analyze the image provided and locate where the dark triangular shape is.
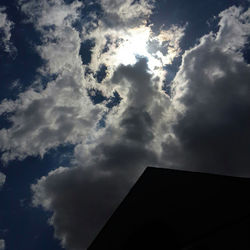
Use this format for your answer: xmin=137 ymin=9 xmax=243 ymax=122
xmin=88 ymin=167 xmax=250 ymax=249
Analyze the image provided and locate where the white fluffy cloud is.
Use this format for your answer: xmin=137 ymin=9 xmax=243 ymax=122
xmin=216 ymin=6 xmax=250 ymax=54
xmin=0 ymin=7 xmax=16 ymax=54
xmin=20 ymin=0 xmax=82 ymax=28
xmin=0 ymin=0 xmax=104 ymax=162
xmin=0 ymin=73 xmax=103 ymax=162
xmin=20 ymin=0 xmax=83 ymax=75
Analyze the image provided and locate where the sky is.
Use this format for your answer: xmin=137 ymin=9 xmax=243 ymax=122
xmin=0 ymin=0 xmax=250 ymax=249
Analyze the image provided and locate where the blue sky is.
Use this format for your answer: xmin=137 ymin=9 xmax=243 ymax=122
xmin=0 ymin=0 xmax=250 ymax=249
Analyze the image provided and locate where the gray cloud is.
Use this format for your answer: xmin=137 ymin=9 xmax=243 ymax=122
xmin=0 ymin=172 xmax=6 ymax=188
xmin=162 ymin=6 xmax=250 ymax=176
xmin=32 ymin=166 xmax=128 ymax=250
xmin=31 ymin=58 xmax=162 ymax=250
xmin=0 ymin=239 xmax=5 ymax=250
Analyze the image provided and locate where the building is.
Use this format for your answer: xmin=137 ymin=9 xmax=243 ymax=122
xmin=88 ymin=167 xmax=250 ymax=249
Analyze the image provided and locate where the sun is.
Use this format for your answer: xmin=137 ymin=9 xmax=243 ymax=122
xmin=115 ymin=26 xmax=162 ymax=71
xmin=116 ymin=27 xmax=149 ymax=65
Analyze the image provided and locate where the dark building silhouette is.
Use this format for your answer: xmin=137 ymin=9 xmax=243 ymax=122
xmin=88 ymin=167 xmax=250 ymax=249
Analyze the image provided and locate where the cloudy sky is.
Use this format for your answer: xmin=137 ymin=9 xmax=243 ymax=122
xmin=0 ymin=0 xmax=250 ymax=249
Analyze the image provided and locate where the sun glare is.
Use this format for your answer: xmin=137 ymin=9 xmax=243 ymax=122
xmin=116 ymin=26 xmax=161 ymax=71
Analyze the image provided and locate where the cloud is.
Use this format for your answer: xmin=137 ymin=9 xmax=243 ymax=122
xmin=0 ymin=2 xmax=171 ymax=245
xmin=0 ymin=239 xmax=5 ymax=250
xmin=31 ymin=5 xmax=250 ymax=249
xmin=162 ymin=6 xmax=250 ymax=176
xmin=2 ymin=1 xmax=250 ymax=250
xmin=0 ymin=7 xmax=16 ymax=55
xmin=0 ymin=172 xmax=6 ymax=188
xmin=31 ymin=57 xmax=167 ymax=250
xmin=216 ymin=6 xmax=250 ymax=54
xmin=100 ymin=0 xmax=154 ymax=29
xmin=0 ymin=73 xmax=104 ymax=162
xmin=81 ymin=0 xmax=185 ymax=84
xmin=0 ymin=0 xmax=184 ymax=164
xmin=31 ymin=166 xmax=129 ymax=250
xmin=20 ymin=0 xmax=82 ymax=29
xmin=20 ymin=0 xmax=83 ymax=75
xmin=0 ymin=0 xmax=104 ymax=162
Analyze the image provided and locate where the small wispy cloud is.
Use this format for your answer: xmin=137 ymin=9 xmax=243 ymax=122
xmin=0 ymin=7 xmax=16 ymax=55
xmin=0 ymin=239 xmax=5 ymax=250
xmin=0 ymin=172 xmax=6 ymax=189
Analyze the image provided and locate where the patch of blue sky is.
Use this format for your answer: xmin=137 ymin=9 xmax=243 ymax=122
xmin=0 ymin=1 xmax=44 ymax=102
xmin=0 ymin=144 xmax=75 ymax=250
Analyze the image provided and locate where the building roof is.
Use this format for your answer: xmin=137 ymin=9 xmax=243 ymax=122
xmin=88 ymin=167 xmax=250 ymax=249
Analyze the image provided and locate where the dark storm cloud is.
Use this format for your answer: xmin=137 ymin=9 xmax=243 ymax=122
xmin=166 ymin=73 xmax=250 ymax=174
xmin=112 ymin=58 xmax=158 ymax=108
xmin=120 ymin=107 xmax=154 ymax=143
xmin=32 ymin=58 xmax=159 ymax=250
xmin=32 ymin=166 xmax=128 ymax=250
xmin=170 ymin=54 xmax=250 ymax=175
xmin=31 ymin=109 xmax=157 ymax=248
xmin=162 ymin=6 xmax=250 ymax=176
